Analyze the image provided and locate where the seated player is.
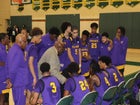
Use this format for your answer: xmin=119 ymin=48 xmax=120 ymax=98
xmin=89 ymin=60 xmax=111 ymax=105
xmin=30 ymin=62 xmax=61 ymax=105
xmin=67 ymin=26 xmax=81 ymax=65
xmin=98 ymin=56 xmax=124 ymax=86
xmin=80 ymin=30 xmax=91 ymax=77
xmin=99 ymin=32 xmax=113 ymax=57
xmin=64 ymin=62 xmax=89 ymax=105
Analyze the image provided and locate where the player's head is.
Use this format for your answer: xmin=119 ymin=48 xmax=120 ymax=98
xmin=90 ymin=59 xmax=101 ymax=75
xmin=54 ymin=41 xmax=65 ymax=55
xmin=0 ymin=33 xmax=9 ymax=45
xmin=31 ymin=27 xmax=43 ymax=44
xmin=81 ymin=30 xmax=90 ymax=42
xmin=49 ymin=27 xmax=60 ymax=41
xmin=21 ymin=28 xmax=29 ymax=39
xmin=116 ymin=26 xmax=125 ymax=37
xmin=101 ymin=32 xmax=109 ymax=43
xmin=67 ymin=62 xmax=79 ymax=76
xmin=40 ymin=62 xmax=50 ymax=74
xmin=98 ymin=56 xmax=112 ymax=69
xmin=71 ymin=26 xmax=79 ymax=39
xmin=90 ymin=23 xmax=98 ymax=34
xmin=61 ymin=22 xmax=72 ymax=34
xmin=16 ymin=34 xmax=27 ymax=49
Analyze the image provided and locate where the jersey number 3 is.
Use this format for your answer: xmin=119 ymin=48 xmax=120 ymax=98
xmin=50 ymin=82 xmax=57 ymax=93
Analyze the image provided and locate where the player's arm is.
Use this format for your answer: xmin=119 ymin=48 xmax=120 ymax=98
xmin=30 ymin=79 xmax=44 ymax=105
xmin=64 ymin=78 xmax=74 ymax=96
xmin=30 ymin=92 xmax=39 ymax=105
xmin=79 ymin=48 xmax=82 ymax=68
xmin=108 ymin=38 xmax=113 ymax=51
xmin=28 ymin=56 xmax=37 ymax=88
xmin=67 ymin=48 xmax=75 ymax=62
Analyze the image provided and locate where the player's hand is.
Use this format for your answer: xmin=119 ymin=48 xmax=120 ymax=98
xmin=108 ymin=47 xmax=111 ymax=51
xmin=37 ymin=98 xmax=43 ymax=104
xmin=32 ymin=78 xmax=37 ymax=89
xmin=6 ymin=79 xmax=12 ymax=89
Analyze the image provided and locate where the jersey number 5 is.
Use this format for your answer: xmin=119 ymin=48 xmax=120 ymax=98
xmin=91 ymin=43 xmax=97 ymax=48
xmin=50 ymin=82 xmax=57 ymax=93
xmin=79 ymin=80 xmax=89 ymax=91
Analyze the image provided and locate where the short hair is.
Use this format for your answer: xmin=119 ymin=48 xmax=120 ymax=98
xmin=98 ymin=56 xmax=112 ymax=66
xmin=90 ymin=60 xmax=101 ymax=74
xmin=31 ymin=27 xmax=43 ymax=37
xmin=21 ymin=28 xmax=29 ymax=33
xmin=49 ymin=27 xmax=60 ymax=37
xmin=0 ymin=33 xmax=7 ymax=42
xmin=101 ymin=32 xmax=109 ymax=38
xmin=67 ymin=62 xmax=79 ymax=74
xmin=90 ymin=23 xmax=98 ymax=29
xmin=72 ymin=26 xmax=78 ymax=31
xmin=40 ymin=62 xmax=50 ymax=73
xmin=82 ymin=30 xmax=90 ymax=38
xmin=117 ymin=26 xmax=125 ymax=35
xmin=61 ymin=22 xmax=72 ymax=33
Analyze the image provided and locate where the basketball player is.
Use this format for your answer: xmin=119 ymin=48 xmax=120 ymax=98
xmin=30 ymin=62 xmax=61 ymax=105
xmin=64 ymin=62 xmax=89 ymax=105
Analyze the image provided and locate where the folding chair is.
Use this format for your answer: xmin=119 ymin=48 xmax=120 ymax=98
xmin=122 ymin=77 xmax=135 ymax=104
xmin=80 ymin=91 xmax=98 ymax=105
xmin=56 ymin=95 xmax=73 ymax=105
xmin=100 ymin=86 xmax=118 ymax=105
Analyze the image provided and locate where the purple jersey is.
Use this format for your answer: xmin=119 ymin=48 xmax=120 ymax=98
xmin=34 ymin=76 xmax=61 ymax=105
xmin=99 ymin=42 xmax=111 ymax=57
xmin=59 ymin=34 xmax=70 ymax=71
xmin=37 ymin=33 xmax=55 ymax=61
xmin=6 ymin=44 xmax=28 ymax=87
xmin=64 ymin=75 xmax=89 ymax=105
xmin=26 ymin=42 xmax=39 ymax=90
xmin=111 ymin=36 xmax=128 ymax=66
xmin=94 ymin=72 xmax=111 ymax=105
xmin=68 ymin=37 xmax=80 ymax=64
xmin=88 ymin=34 xmax=101 ymax=61
xmin=0 ymin=43 xmax=7 ymax=93
xmin=80 ymin=43 xmax=90 ymax=76
xmin=106 ymin=66 xmax=124 ymax=86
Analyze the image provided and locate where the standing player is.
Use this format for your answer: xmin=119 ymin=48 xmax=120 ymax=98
xmin=98 ymin=56 xmax=124 ymax=86
xmin=88 ymin=23 xmax=101 ymax=61
xmin=37 ymin=27 xmax=60 ymax=61
xmin=58 ymin=22 xmax=72 ymax=71
xmin=0 ymin=33 xmax=9 ymax=105
xmin=67 ymin=26 xmax=81 ymax=65
xmin=21 ymin=28 xmax=31 ymax=43
xmin=99 ymin=32 xmax=113 ymax=57
xmin=64 ymin=62 xmax=89 ymax=105
xmin=6 ymin=34 xmax=28 ymax=105
xmin=89 ymin=60 xmax=111 ymax=105
xmin=111 ymin=26 xmax=128 ymax=75
xmin=26 ymin=27 xmax=43 ymax=105
xmin=80 ymin=30 xmax=91 ymax=77
xmin=30 ymin=62 xmax=61 ymax=105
